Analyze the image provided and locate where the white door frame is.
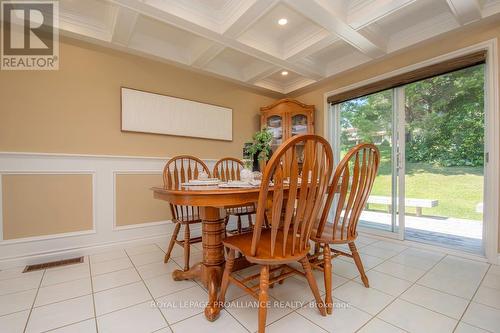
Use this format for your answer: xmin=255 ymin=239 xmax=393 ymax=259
xmin=324 ymin=39 xmax=499 ymax=264
xmin=395 ymin=86 xmax=406 ymax=241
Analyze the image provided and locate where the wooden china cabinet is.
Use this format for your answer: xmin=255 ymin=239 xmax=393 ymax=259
xmin=260 ymin=99 xmax=315 ymax=171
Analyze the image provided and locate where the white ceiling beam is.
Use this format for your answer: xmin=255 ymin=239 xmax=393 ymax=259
xmin=109 ymin=0 xmax=324 ymax=80
xmin=284 ymin=0 xmax=386 ymax=59
xmin=285 ymin=35 xmax=338 ymax=62
xmin=190 ymin=44 xmax=225 ymax=68
xmin=359 ymin=25 xmax=388 ymax=53
xmin=446 ymin=0 xmax=482 ymax=25
xmin=244 ymin=66 xmax=280 ymax=84
xmin=222 ymin=0 xmax=279 ymax=38
xmin=348 ymin=0 xmax=417 ymax=29
xmin=111 ymin=6 xmax=139 ymax=46
xmin=315 ymin=0 xmax=350 ymax=20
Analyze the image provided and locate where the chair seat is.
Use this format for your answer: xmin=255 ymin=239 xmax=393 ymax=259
xmin=223 ymin=228 xmax=309 ymax=264
xmin=310 ymin=222 xmax=357 ymax=244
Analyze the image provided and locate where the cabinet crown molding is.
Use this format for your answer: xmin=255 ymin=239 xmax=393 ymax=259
xmin=260 ymin=98 xmax=314 ymax=111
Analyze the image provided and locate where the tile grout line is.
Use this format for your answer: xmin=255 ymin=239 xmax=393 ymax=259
xmin=452 ymin=263 xmax=493 ymax=333
xmin=155 ymin=239 xmax=253 ymax=332
xmin=288 ymin=309 xmax=330 ymax=333
xmin=349 ymin=245 xmax=449 ymax=333
xmin=88 ymin=256 xmax=99 ymax=333
xmin=348 ymin=253 xmax=419 ymax=332
xmin=227 ymin=290 xmax=296 ymax=332
xmin=37 ymin=318 xmax=95 ymax=333
xmin=86 ymin=247 xmax=194 ymax=329
xmin=22 ymin=269 xmax=46 ymax=333
xmin=25 ymin=258 xmax=97 ymax=333
xmin=158 ymin=240 xmax=310 ymax=332
xmin=293 ymin=240 xmax=408 ymax=332
xmin=12 ymin=268 xmax=148 ymax=313
xmin=6 ymin=239 xmax=494 ymax=333
xmin=124 ymin=246 xmax=173 ymax=332
xmin=368 ymin=250 xmax=489 ymax=302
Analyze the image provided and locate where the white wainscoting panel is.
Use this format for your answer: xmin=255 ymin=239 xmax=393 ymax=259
xmin=0 ymin=152 xmax=215 ymax=269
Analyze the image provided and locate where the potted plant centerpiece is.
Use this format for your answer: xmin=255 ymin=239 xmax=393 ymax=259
xmin=244 ymin=128 xmax=273 ymax=172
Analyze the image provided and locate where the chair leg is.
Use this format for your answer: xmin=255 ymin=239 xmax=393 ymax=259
xmin=313 ymin=242 xmax=321 ymax=256
xmin=224 ymin=216 xmax=229 ymax=238
xmin=300 ymin=257 xmax=327 ymax=316
xmin=264 ymin=213 xmax=270 ymax=229
xmin=219 ymin=249 xmax=235 ymax=305
xmin=258 ymin=265 xmax=270 ymax=333
xmin=237 ymin=215 xmax=242 ymax=234
xmin=183 ymin=224 xmax=191 ymax=271
xmin=349 ymin=242 xmax=369 ymax=287
xmin=323 ymin=245 xmax=333 ymax=315
xmin=164 ymin=223 xmax=181 ymax=263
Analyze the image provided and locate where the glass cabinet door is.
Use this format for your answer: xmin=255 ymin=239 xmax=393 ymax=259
xmin=291 ymin=114 xmax=309 ymax=164
xmin=291 ymin=114 xmax=309 ymax=136
xmin=266 ymin=115 xmax=283 ymax=154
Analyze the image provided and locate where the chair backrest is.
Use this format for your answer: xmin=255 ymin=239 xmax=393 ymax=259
xmin=251 ymin=134 xmax=334 ymax=257
xmin=315 ymin=143 xmax=380 ymax=242
xmin=163 ymin=155 xmax=211 ymax=220
xmin=213 ymin=157 xmax=244 ymax=181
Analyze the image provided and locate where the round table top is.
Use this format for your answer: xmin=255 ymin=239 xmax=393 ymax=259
xmin=151 ymin=185 xmax=262 ymax=207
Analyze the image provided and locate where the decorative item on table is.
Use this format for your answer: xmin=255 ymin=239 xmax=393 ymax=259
xmin=240 ymin=159 xmax=254 ymax=182
xmin=198 ymin=170 xmax=209 ymax=180
xmin=252 ymin=171 xmax=262 ymax=181
xmin=218 ymin=180 xmax=256 ymax=188
xmin=218 ymin=179 xmax=269 ymax=188
xmin=182 ymin=177 xmax=220 ymax=186
xmin=243 ymin=128 xmax=273 ymax=172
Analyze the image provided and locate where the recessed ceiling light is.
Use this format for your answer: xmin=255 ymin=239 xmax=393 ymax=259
xmin=281 ymin=70 xmax=288 ymax=76
xmin=278 ymin=18 xmax=288 ymax=26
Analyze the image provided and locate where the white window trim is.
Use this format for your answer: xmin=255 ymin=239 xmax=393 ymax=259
xmin=323 ymin=39 xmax=499 ymax=264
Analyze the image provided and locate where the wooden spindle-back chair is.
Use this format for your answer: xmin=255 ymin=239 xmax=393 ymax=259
xmin=162 ymin=155 xmax=211 ymax=271
xmin=217 ymin=134 xmax=334 ymax=332
xmin=213 ymin=157 xmax=257 ymax=234
xmin=310 ymin=143 xmax=380 ymax=314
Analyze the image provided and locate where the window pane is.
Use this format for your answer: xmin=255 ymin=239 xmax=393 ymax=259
xmin=338 ymin=89 xmax=395 ymax=232
xmin=404 ymin=64 xmax=484 ymax=253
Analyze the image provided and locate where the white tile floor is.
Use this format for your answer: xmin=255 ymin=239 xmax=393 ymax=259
xmin=1 ymin=235 xmax=499 ymax=333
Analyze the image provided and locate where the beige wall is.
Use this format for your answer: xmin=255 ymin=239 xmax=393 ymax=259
xmin=0 ymin=37 xmax=279 ymax=159
xmin=115 ymin=173 xmax=172 ymax=227
xmin=288 ymin=18 xmax=500 ymax=252
xmin=2 ymin=174 xmax=93 ymax=240
xmin=0 ymin=37 xmax=279 ymax=237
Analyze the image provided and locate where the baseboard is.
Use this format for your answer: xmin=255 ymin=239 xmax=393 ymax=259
xmin=0 ymin=233 xmax=168 ymax=270
xmin=0 ymin=222 xmax=204 ymax=270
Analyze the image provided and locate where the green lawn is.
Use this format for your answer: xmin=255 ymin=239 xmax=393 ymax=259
xmin=347 ymin=148 xmax=484 ymax=221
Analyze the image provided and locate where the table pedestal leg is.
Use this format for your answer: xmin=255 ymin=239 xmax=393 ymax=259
xmin=171 ymin=206 xmax=226 ymax=321
xmin=200 ymin=206 xmax=226 ymax=321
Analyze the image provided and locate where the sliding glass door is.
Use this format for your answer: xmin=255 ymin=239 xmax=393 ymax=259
xmin=329 ymin=64 xmax=486 ymax=253
xmin=401 ymin=65 xmax=485 ymax=252
xmin=332 ymin=90 xmax=399 ymax=234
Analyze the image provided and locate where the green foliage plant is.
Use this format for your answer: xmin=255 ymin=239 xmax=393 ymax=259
xmin=247 ymin=128 xmax=273 ymax=161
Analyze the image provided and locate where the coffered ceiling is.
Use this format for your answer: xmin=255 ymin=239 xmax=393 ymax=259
xmin=58 ymin=0 xmax=500 ymax=94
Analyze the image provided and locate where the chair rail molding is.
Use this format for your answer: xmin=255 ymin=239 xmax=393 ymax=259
xmin=0 ymin=151 xmax=214 ymax=269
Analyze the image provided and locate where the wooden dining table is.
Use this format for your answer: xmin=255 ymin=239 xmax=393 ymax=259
xmin=152 ymin=185 xmax=263 ymax=321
